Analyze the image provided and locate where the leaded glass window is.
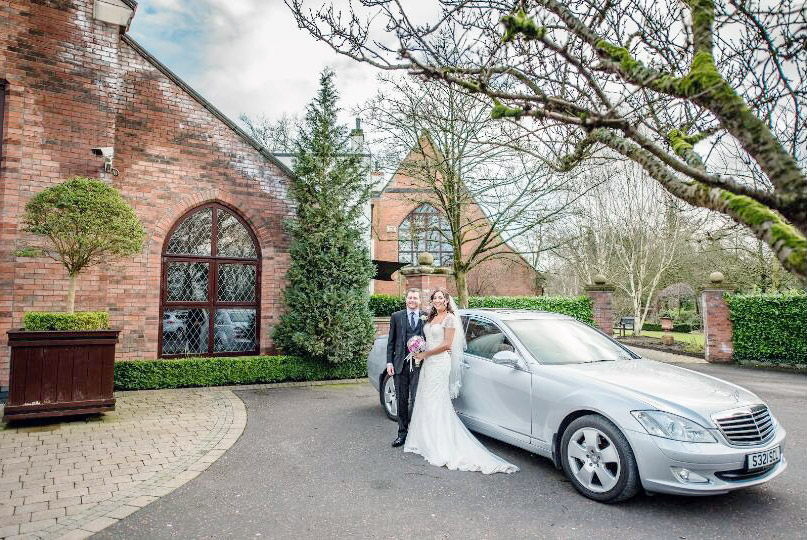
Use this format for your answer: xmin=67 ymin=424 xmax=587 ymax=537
xmin=398 ymin=204 xmax=453 ymax=266
xmin=160 ymin=204 xmax=260 ymax=357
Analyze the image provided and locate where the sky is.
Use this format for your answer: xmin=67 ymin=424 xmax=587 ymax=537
xmin=128 ymin=0 xmax=384 ymax=127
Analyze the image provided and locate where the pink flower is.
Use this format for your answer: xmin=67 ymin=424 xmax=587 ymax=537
xmin=407 ymin=335 xmax=426 ymax=353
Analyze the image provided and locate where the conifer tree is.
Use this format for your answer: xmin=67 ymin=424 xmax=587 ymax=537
xmin=273 ymin=69 xmax=375 ymax=363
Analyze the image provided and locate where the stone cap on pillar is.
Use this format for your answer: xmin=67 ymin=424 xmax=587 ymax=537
xmin=399 ymin=252 xmax=453 ymax=277
xmin=584 ymin=274 xmax=615 ymax=292
xmin=697 ymin=271 xmax=737 ymax=293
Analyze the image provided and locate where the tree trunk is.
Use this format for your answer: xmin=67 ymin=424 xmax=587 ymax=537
xmin=67 ymin=274 xmax=77 ymax=313
xmin=455 ymin=268 xmax=469 ymax=308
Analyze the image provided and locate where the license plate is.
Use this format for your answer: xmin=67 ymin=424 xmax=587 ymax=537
xmin=747 ymin=446 xmax=780 ymax=470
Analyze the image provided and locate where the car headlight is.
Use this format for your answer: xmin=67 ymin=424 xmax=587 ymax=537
xmin=632 ymin=410 xmax=717 ymax=443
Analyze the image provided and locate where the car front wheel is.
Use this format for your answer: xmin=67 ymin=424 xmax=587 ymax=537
xmin=561 ymin=414 xmax=640 ymax=503
xmin=380 ymin=373 xmax=398 ymax=421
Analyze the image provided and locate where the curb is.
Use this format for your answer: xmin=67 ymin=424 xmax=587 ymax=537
xmin=115 ymin=377 xmax=366 ymax=396
xmin=618 ymin=340 xmax=705 ymax=359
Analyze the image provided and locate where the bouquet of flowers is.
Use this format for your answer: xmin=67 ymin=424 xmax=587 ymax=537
xmin=405 ymin=335 xmax=427 ymax=372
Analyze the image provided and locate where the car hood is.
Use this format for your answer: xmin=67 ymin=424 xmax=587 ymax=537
xmin=555 ymin=359 xmax=759 ymax=425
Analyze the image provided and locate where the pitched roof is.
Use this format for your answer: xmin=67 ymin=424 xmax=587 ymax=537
xmin=381 ymin=131 xmax=535 ymax=270
xmin=121 ymin=35 xmax=294 ymax=178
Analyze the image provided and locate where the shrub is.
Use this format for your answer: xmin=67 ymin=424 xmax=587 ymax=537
xmin=467 ymin=295 xmax=594 ymax=325
xmin=114 ymin=355 xmax=367 ymax=390
xmin=23 ymin=311 xmax=109 ymax=331
xmin=727 ymin=292 xmax=807 ymax=367
xmin=642 ymin=322 xmax=694 ymax=333
xmin=21 ymin=176 xmax=145 ymax=312
xmin=369 ymin=294 xmax=406 ymax=317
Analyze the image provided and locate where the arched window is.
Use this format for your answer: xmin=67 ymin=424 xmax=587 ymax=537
xmin=398 ymin=204 xmax=453 ymax=266
xmin=160 ymin=203 xmax=260 ymax=357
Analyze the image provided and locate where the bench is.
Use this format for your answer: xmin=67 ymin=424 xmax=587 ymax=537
xmin=614 ymin=316 xmax=635 ymax=337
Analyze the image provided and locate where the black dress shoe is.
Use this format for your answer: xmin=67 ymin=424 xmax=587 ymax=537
xmin=392 ymin=436 xmax=406 ymax=447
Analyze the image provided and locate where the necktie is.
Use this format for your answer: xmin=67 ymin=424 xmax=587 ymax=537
xmin=410 ymin=311 xmax=416 ymax=329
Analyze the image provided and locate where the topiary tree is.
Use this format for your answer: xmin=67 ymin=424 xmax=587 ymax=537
xmin=21 ymin=176 xmax=145 ymax=313
xmin=272 ymin=69 xmax=376 ymax=363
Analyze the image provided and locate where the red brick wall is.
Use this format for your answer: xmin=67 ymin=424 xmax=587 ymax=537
xmin=585 ymin=288 xmax=615 ymax=335
xmin=701 ymin=289 xmax=734 ymax=363
xmin=373 ymin=317 xmax=390 ymax=337
xmin=0 ymin=1 xmax=294 ymax=386
xmin=370 ymin=153 xmax=539 ymax=298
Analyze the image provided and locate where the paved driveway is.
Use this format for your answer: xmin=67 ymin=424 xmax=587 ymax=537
xmin=97 ymin=364 xmax=806 ymax=540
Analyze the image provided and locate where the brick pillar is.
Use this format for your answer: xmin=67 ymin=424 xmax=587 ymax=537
xmin=701 ymin=271 xmax=734 ymax=363
xmin=585 ymin=275 xmax=615 ymax=334
xmin=399 ymin=252 xmax=451 ymax=304
xmin=401 ymin=271 xmax=450 ymax=305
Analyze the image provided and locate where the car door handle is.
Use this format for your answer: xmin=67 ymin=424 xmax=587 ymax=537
xmin=461 ymin=362 xmax=471 ymax=369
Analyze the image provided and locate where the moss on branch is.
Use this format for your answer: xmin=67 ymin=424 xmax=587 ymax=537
xmin=490 ymin=100 xmax=524 ymax=120
xmin=668 ymin=128 xmax=695 ymax=156
xmin=501 ymin=10 xmax=546 ymax=43
xmin=720 ymin=192 xmax=807 ymax=270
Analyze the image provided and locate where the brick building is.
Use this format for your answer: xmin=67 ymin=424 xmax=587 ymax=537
xmin=371 ymin=137 xmax=540 ymax=297
xmin=0 ymin=0 xmax=296 ymax=389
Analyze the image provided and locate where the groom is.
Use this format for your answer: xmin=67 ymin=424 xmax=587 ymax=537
xmin=387 ymin=288 xmax=426 ymax=447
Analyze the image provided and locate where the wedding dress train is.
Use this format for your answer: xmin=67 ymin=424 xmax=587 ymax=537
xmin=404 ymin=313 xmax=518 ymax=474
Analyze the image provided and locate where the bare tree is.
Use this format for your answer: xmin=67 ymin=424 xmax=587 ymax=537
xmin=363 ymin=73 xmax=579 ymax=306
xmin=239 ymin=112 xmax=301 ymax=152
xmin=286 ymin=0 xmax=807 ymax=282
xmin=556 ymin=163 xmax=691 ymax=334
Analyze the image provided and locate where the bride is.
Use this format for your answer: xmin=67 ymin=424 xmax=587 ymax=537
xmin=404 ymin=287 xmax=518 ymax=474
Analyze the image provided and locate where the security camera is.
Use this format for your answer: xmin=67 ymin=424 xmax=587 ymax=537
xmin=91 ymin=147 xmax=114 ymax=159
xmin=91 ymin=147 xmax=118 ymax=176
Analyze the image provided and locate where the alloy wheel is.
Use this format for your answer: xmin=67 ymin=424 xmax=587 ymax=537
xmin=384 ymin=376 xmax=397 ymax=417
xmin=567 ymin=427 xmax=622 ymax=493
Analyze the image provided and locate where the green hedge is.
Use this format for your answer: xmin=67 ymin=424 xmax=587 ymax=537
xmin=368 ymin=294 xmax=406 ymax=318
xmin=368 ymin=294 xmax=594 ymax=324
xmin=114 ymin=355 xmax=367 ymax=391
xmin=727 ymin=292 xmax=807 ymax=367
xmin=467 ymin=296 xmax=594 ymax=325
xmin=642 ymin=322 xmax=694 ymax=333
xmin=23 ymin=311 xmax=109 ymax=331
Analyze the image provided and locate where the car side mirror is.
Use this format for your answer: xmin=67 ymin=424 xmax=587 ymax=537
xmin=492 ymin=350 xmax=520 ymax=368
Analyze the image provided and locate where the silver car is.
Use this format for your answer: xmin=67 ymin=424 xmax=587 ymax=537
xmin=367 ymin=309 xmax=787 ymax=502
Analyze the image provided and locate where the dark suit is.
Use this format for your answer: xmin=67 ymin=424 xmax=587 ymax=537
xmin=387 ymin=309 xmax=426 ymax=438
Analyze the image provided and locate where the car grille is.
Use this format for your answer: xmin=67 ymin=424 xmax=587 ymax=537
xmin=713 ymin=405 xmax=775 ymax=446
xmin=715 ymin=464 xmax=778 ymax=482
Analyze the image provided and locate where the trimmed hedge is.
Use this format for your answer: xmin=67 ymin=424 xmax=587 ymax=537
xmin=368 ymin=294 xmax=594 ymax=324
xmin=369 ymin=294 xmax=406 ymax=318
xmin=727 ymin=292 xmax=807 ymax=367
xmin=467 ymin=296 xmax=594 ymax=324
xmin=23 ymin=311 xmax=109 ymax=331
xmin=641 ymin=322 xmax=694 ymax=333
xmin=114 ymin=355 xmax=367 ymax=391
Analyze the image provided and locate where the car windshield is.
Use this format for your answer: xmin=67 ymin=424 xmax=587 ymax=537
xmin=504 ymin=319 xmax=637 ymax=365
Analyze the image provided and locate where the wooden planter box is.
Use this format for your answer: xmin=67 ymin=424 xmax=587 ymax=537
xmin=3 ymin=329 xmax=119 ymax=421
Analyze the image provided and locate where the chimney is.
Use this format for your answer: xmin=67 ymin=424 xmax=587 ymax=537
xmin=350 ymin=118 xmax=364 ymax=152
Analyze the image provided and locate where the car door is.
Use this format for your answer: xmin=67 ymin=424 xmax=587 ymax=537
xmin=454 ymin=316 xmax=532 ymax=442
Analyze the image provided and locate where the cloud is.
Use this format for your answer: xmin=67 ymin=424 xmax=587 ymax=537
xmin=129 ymin=0 xmax=381 ymax=125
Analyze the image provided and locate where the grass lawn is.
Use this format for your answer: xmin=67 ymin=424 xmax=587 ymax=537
xmin=639 ymin=330 xmax=705 ymax=351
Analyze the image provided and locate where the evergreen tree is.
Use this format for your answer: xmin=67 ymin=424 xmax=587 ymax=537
xmin=273 ymin=69 xmax=376 ymax=363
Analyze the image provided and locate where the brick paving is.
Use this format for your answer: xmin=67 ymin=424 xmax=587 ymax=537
xmin=0 ymin=389 xmax=246 ymax=539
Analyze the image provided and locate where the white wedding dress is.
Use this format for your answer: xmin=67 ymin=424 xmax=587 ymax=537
xmin=404 ymin=313 xmax=519 ymax=474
